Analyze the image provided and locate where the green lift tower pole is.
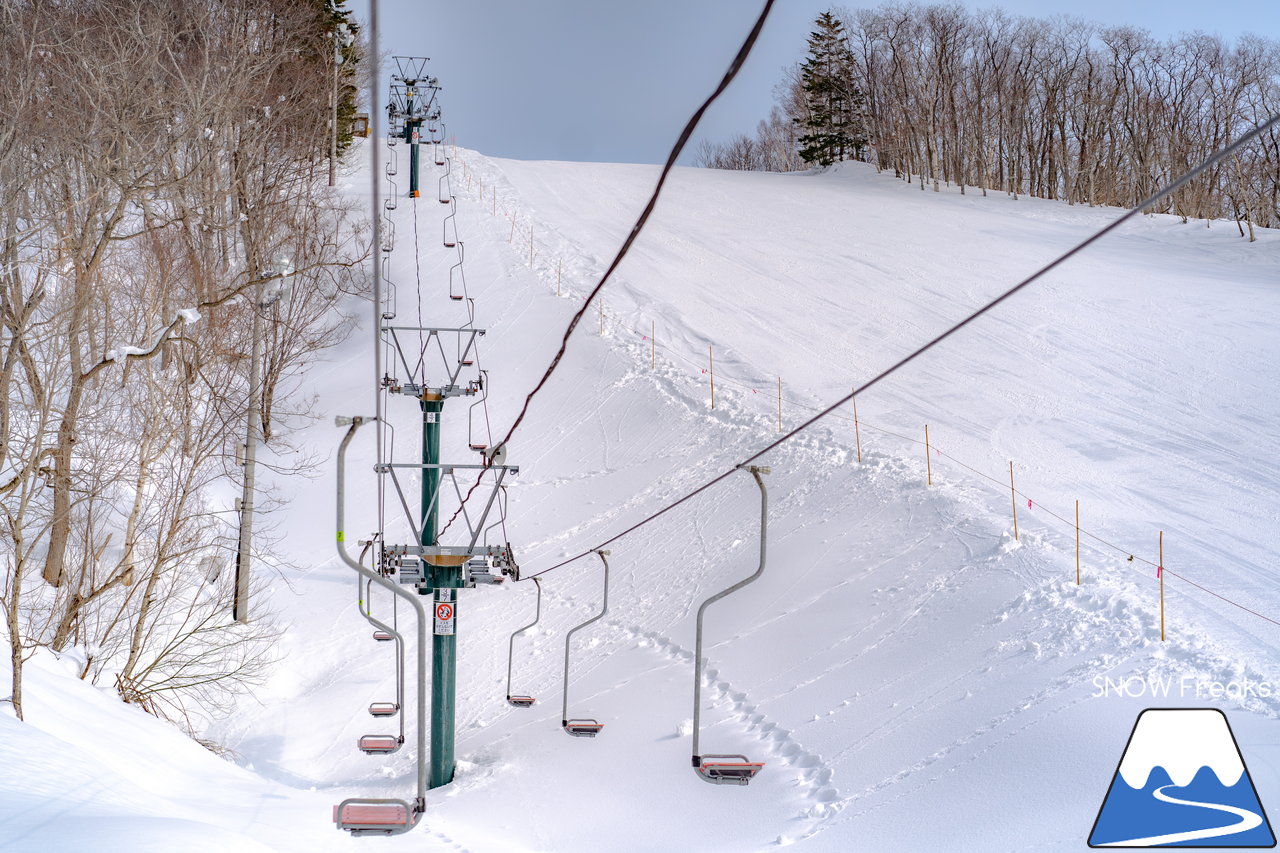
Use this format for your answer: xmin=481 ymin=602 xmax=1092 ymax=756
xmin=405 ymin=87 xmax=421 ymax=198
xmin=420 ymin=392 xmax=457 ymax=789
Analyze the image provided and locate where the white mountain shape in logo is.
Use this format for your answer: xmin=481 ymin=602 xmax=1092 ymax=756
xmin=1118 ymin=709 xmax=1245 ymax=789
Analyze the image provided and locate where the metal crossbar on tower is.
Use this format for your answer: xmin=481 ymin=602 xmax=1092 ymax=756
xmin=388 ymin=56 xmax=438 ymax=199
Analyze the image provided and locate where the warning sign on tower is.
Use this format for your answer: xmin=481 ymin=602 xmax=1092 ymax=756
xmin=434 ymin=601 xmax=455 ymax=635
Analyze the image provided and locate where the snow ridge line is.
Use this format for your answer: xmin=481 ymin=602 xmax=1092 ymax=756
xmin=454 ymin=150 xmax=1279 ymax=638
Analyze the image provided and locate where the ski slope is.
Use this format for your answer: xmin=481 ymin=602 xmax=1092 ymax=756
xmin=6 ymin=141 xmax=1280 ymax=852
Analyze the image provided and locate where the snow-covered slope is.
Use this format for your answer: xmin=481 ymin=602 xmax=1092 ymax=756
xmin=7 ymin=143 xmax=1280 ymax=852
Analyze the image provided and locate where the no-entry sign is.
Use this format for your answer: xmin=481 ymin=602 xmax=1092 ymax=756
xmin=434 ymin=600 xmax=455 ymax=635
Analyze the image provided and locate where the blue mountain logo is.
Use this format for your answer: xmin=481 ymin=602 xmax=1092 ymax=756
xmin=1090 ymin=708 xmax=1276 ymax=847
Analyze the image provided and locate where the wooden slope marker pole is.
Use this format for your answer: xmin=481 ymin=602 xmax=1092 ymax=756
xmin=1075 ymin=499 xmax=1081 ymax=584
xmin=599 ymin=298 xmax=604 ymax=335
xmin=509 ymin=213 xmax=517 ymax=243
xmin=852 ymin=391 xmax=861 ymax=463
xmin=556 ymin=258 xmax=562 ymax=296
xmin=924 ymin=425 xmax=932 ymax=485
xmin=529 ymin=225 xmax=534 ymax=267
xmin=1009 ymin=461 xmax=1019 ymax=541
xmin=651 ymin=320 xmax=655 ymax=370
xmin=1159 ymin=530 xmax=1165 ymax=642
xmin=777 ymin=377 xmax=783 ymax=433
xmin=709 ymin=346 xmax=715 ymax=409
xmin=492 ymin=187 xmax=496 ymax=217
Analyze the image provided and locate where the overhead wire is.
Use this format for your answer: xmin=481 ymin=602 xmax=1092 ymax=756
xmin=491 ymin=0 xmax=776 ymax=453
xmin=437 ymin=0 xmax=778 ymax=537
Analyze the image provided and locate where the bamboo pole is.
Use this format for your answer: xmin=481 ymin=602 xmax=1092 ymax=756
xmin=650 ymin=320 xmax=655 ymax=370
xmin=924 ymin=425 xmax=932 ymax=485
xmin=1159 ymin=530 xmax=1165 ymax=642
xmin=599 ymin=299 xmax=604 ymax=335
xmin=852 ymin=391 xmax=861 ymax=463
xmin=492 ymin=187 xmax=496 ymax=216
xmin=709 ymin=346 xmax=715 ymax=409
xmin=1075 ymin=499 xmax=1080 ymax=584
xmin=556 ymin=258 xmax=562 ymax=296
xmin=777 ymin=377 xmax=783 ymax=433
xmin=508 ymin=213 xmax=516 ymax=243
xmin=529 ymin=226 xmax=534 ymax=267
xmin=1010 ymin=461 xmax=1019 ymax=541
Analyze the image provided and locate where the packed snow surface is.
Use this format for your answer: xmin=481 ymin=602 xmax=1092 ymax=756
xmin=4 ymin=142 xmax=1280 ymax=852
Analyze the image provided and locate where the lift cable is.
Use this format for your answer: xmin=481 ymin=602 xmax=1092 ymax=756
xmin=519 ymin=109 xmax=1280 ymax=583
xmin=494 ymin=0 xmax=773 ymax=449
xmin=436 ymin=0 xmax=777 ymax=538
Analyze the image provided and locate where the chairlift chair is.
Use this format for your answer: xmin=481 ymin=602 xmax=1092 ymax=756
xmin=694 ymin=754 xmax=764 ymax=785
xmin=448 ymin=244 xmax=466 ymax=301
xmin=561 ymin=552 xmax=610 ymax=738
xmin=334 ymin=802 xmax=410 ymax=835
xmin=358 ymin=735 xmax=401 ymax=755
xmin=563 ymin=719 xmax=604 ymax=738
xmin=689 ymin=466 xmax=770 ymax=786
xmin=443 ymin=209 xmax=457 ymax=248
xmin=373 ymin=630 xmax=394 ymax=642
xmin=369 ymin=702 xmax=400 ymax=717
xmin=506 ymin=576 xmax=540 ymax=709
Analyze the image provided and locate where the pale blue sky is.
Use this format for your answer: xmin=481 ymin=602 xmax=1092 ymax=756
xmin=359 ymin=1 xmax=1279 ymax=165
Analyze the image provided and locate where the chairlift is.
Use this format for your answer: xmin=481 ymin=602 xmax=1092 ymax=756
xmin=506 ymin=577 xmax=541 ymax=708
xmin=561 ymin=552 xmax=610 ymax=738
xmin=333 ymin=801 xmax=413 ymax=836
xmin=358 ymin=734 xmax=401 ymax=755
xmin=443 ymin=207 xmax=457 ymax=248
xmin=466 ymin=375 xmax=491 ymax=456
xmin=693 ymin=754 xmax=764 ymax=785
xmin=334 ymin=425 xmax=427 ymax=837
xmin=448 ymin=243 xmax=466 ymax=301
xmin=355 ymin=554 xmax=408 ymax=762
xmin=691 ymin=466 xmax=770 ymax=786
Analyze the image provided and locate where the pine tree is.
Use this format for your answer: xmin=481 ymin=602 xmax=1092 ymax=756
xmin=796 ymin=11 xmax=866 ymax=167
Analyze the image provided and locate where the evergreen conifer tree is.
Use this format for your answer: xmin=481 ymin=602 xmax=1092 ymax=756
xmin=796 ymin=11 xmax=867 ymax=167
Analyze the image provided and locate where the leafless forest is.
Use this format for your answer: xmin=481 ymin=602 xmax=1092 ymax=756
xmin=0 ymin=0 xmax=366 ymax=729
xmin=701 ymin=4 xmax=1280 ymax=236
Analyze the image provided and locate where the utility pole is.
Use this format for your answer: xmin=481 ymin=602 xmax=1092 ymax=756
xmin=233 ymin=256 xmax=293 ymax=624
xmin=329 ymin=48 xmax=338 ymax=187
